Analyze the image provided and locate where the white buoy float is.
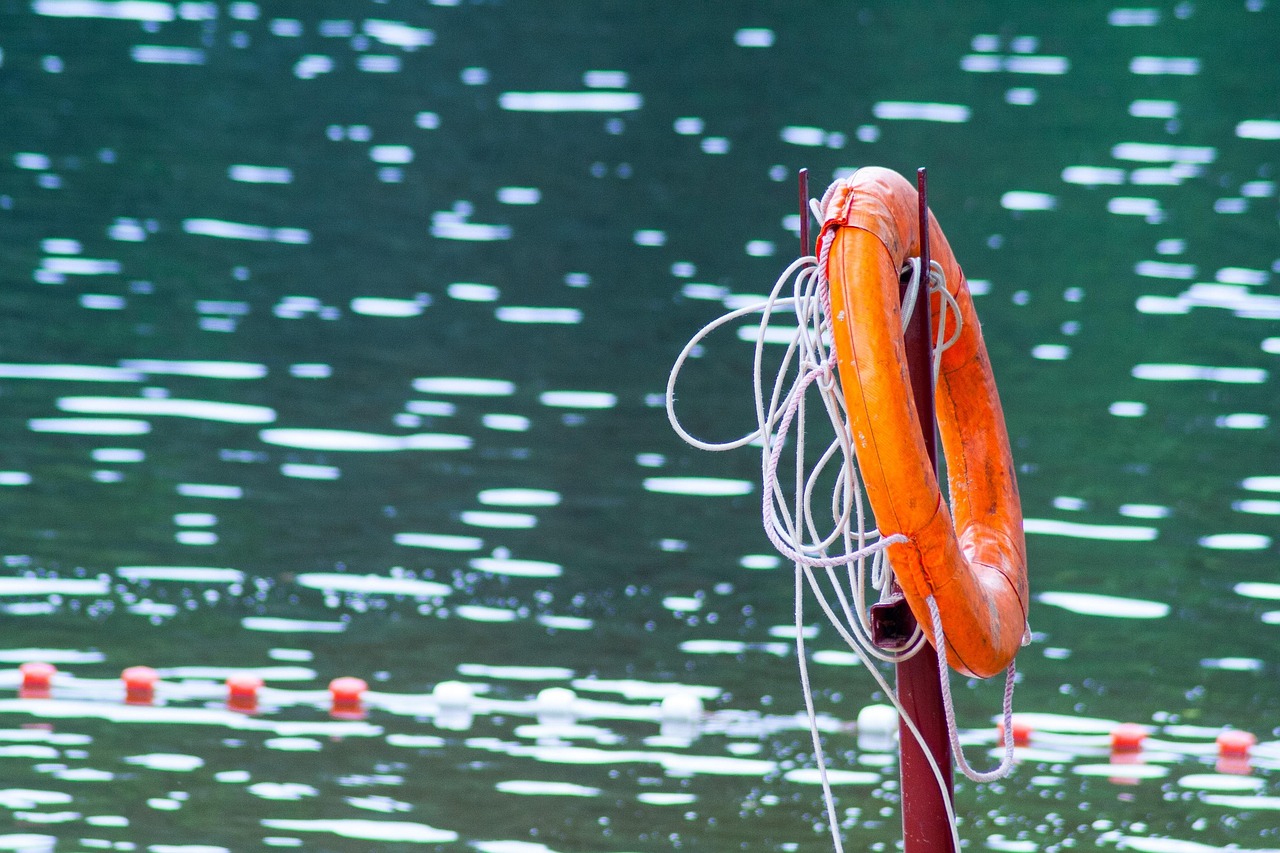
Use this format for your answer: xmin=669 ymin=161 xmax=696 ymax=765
xmin=856 ymin=704 xmax=898 ymax=752
xmin=433 ymin=680 xmax=475 ymax=731
xmin=535 ymin=686 xmax=578 ymax=726
xmin=659 ymin=692 xmax=705 ymax=740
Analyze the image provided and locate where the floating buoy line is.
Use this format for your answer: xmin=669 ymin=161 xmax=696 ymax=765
xmin=9 ymin=657 xmax=1268 ymax=778
xmin=9 ymin=659 xmax=720 ymax=736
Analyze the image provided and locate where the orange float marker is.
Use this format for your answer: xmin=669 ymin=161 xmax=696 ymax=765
xmin=1108 ymin=723 xmax=1150 ymax=785
xmin=19 ymin=661 xmax=56 ymax=698
xmin=996 ymin=718 xmax=1034 ymax=747
xmin=1217 ymin=729 xmax=1257 ymax=757
xmin=1216 ymin=729 xmax=1256 ymax=775
xmin=227 ymin=673 xmax=263 ymax=713
xmin=329 ymin=676 xmax=368 ymax=719
xmin=122 ymin=666 xmax=159 ymax=705
xmin=1110 ymin=723 xmax=1148 ymax=753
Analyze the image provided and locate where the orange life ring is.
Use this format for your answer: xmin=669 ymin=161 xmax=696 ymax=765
xmin=819 ymin=167 xmax=1028 ymax=678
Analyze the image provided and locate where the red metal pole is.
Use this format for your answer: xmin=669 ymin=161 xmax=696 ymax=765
xmin=895 ymin=167 xmax=955 ymax=853
xmin=799 ymin=168 xmax=811 ymax=256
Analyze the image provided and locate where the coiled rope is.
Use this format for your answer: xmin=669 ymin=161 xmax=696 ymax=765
xmin=666 ymin=221 xmax=1017 ymax=852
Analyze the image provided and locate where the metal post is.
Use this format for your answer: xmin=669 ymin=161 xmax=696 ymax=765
xmin=811 ymin=164 xmax=956 ymax=850
xmin=799 ymin=168 xmax=811 ymax=257
xmin=895 ymin=166 xmax=955 ymax=853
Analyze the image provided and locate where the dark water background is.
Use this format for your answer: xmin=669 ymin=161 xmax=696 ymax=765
xmin=1 ymin=1 xmax=1279 ymax=850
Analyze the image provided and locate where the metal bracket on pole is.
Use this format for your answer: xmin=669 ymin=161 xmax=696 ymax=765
xmin=870 ymin=595 xmax=916 ymax=649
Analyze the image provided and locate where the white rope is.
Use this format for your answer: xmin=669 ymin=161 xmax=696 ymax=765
xmin=667 ymin=199 xmax=1013 ymax=850
xmin=795 ymin=562 xmax=962 ymax=853
xmin=666 ymin=242 xmax=919 ymax=655
xmin=926 ymin=594 xmax=1019 ymax=783
xmin=903 ymin=259 xmax=1021 ymax=785
xmin=899 ymin=257 xmax=964 ymax=388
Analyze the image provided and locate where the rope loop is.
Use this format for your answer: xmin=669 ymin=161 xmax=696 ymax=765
xmin=927 ymin=594 xmax=1018 ymax=783
xmin=898 ymin=256 xmax=965 ymax=388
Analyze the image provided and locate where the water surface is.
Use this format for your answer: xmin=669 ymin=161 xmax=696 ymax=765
xmin=1 ymin=1 xmax=1278 ymax=850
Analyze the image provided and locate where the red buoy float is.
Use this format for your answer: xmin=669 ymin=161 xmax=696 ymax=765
xmin=996 ymin=717 xmax=1034 ymax=747
xmin=227 ymin=673 xmax=263 ymax=713
xmin=1110 ymin=723 xmax=1148 ymax=753
xmin=19 ymin=661 xmax=56 ymax=699
xmin=329 ymin=676 xmax=368 ymax=719
xmin=122 ymin=665 xmax=159 ymax=705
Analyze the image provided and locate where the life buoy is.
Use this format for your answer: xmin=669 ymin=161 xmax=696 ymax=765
xmin=819 ymin=167 xmax=1028 ymax=679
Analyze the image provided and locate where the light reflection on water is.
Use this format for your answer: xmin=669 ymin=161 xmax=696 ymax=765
xmin=1 ymin=0 xmax=1279 ymax=850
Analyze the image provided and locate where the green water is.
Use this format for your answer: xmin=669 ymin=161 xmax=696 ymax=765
xmin=0 ymin=1 xmax=1278 ymax=850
